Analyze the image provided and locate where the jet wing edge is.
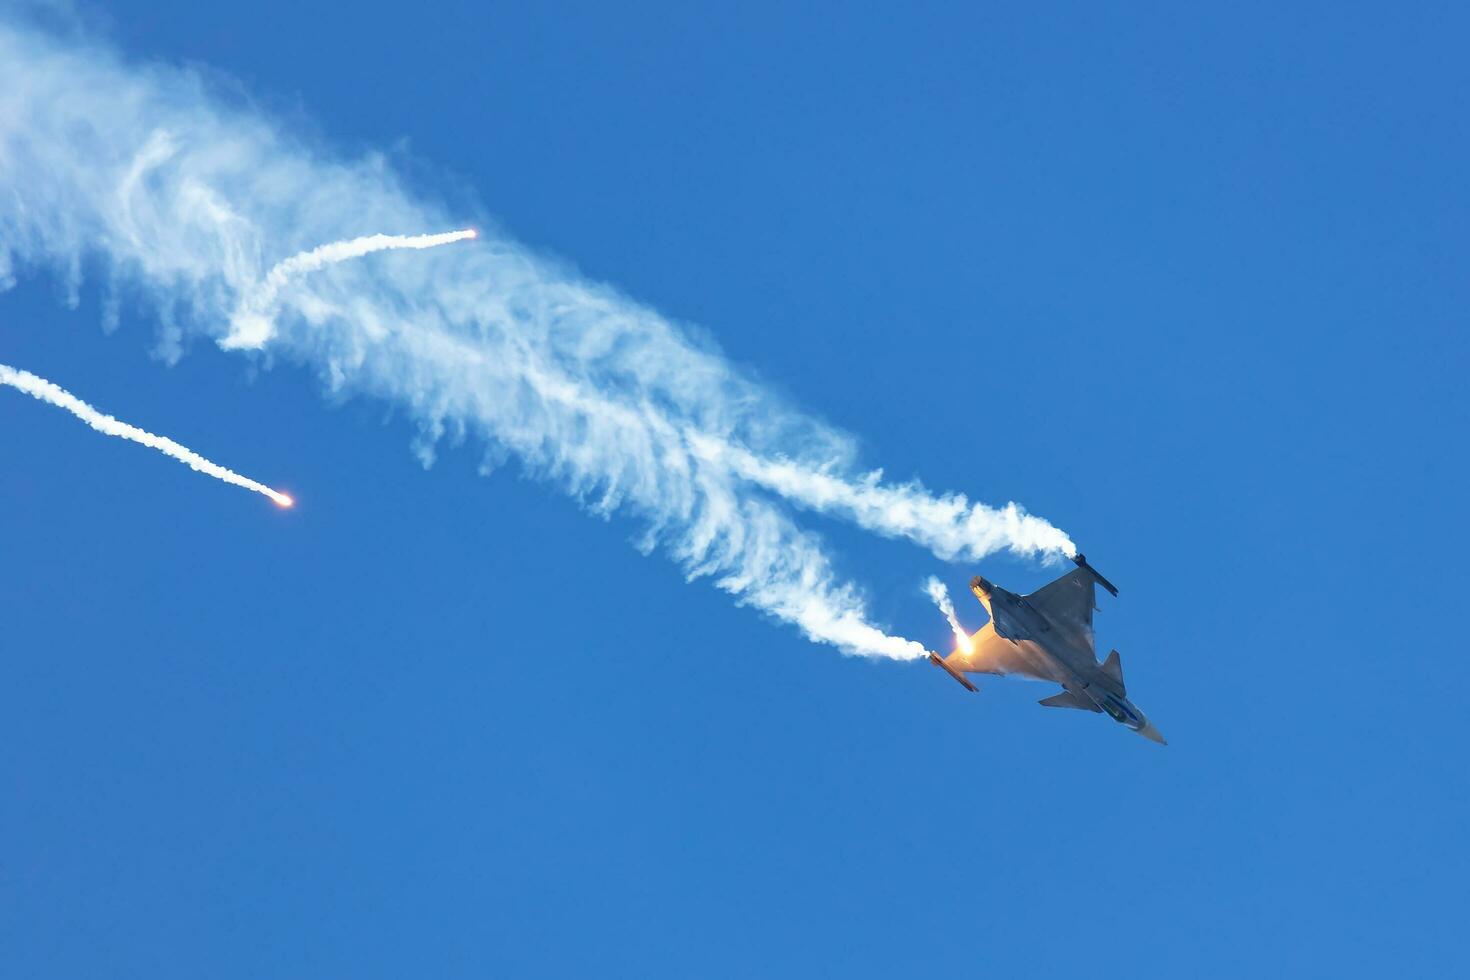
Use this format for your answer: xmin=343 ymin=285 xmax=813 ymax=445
xmin=928 ymin=651 xmax=978 ymax=692
xmin=1071 ymin=552 xmax=1119 ymax=597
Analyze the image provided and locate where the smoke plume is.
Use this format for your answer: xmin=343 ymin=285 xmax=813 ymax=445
xmin=1 ymin=362 xmax=292 ymax=507
xmin=0 ymin=16 xmax=1072 ymax=659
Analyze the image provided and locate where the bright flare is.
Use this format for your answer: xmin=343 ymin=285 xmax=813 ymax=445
xmin=1 ymin=362 xmax=293 ymax=508
xmin=923 ymin=576 xmax=973 ymax=654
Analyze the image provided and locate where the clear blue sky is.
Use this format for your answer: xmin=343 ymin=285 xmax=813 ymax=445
xmin=2 ymin=2 xmax=1466 ymax=976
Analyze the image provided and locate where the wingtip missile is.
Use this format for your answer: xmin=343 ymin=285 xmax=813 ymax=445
xmin=1070 ymin=552 xmax=1119 ymax=597
xmin=928 ymin=651 xmax=979 ymax=692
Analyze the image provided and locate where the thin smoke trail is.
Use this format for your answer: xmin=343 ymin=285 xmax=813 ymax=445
xmin=0 ymin=362 xmax=293 ymax=507
xmin=923 ymin=577 xmax=972 ymax=653
xmin=225 ymin=229 xmax=478 ymax=349
xmin=688 ymin=434 xmax=1075 ymax=560
xmin=0 ymin=18 xmax=1073 ymax=659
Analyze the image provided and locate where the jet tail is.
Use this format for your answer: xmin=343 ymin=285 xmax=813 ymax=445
xmin=928 ymin=651 xmax=978 ymax=692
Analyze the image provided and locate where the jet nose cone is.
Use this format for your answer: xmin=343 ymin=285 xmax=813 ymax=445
xmin=1136 ymin=721 xmax=1167 ymax=745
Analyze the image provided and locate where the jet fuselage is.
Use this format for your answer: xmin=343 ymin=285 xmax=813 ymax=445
xmin=973 ymin=575 xmax=1161 ymax=741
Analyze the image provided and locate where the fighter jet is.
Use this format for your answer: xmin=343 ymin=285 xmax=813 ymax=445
xmin=928 ymin=554 xmax=1166 ymax=744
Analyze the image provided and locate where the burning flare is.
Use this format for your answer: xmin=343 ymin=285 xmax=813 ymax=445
xmin=1 ymin=362 xmax=293 ymax=507
xmin=923 ymin=576 xmax=973 ymax=654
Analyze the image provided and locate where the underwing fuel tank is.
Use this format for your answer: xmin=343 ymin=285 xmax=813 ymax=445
xmin=1071 ymin=553 xmax=1119 ymax=597
xmin=928 ymin=651 xmax=978 ymax=692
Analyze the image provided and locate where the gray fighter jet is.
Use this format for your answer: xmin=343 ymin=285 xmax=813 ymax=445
xmin=928 ymin=554 xmax=1166 ymax=744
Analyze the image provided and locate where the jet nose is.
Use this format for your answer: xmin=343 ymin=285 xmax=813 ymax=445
xmin=1136 ymin=721 xmax=1167 ymax=745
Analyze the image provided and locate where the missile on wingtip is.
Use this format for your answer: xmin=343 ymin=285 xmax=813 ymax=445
xmin=928 ymin=651 xmax=979 ymax=692
xmin=1070 ymin=552 xmax=1119 ymax=597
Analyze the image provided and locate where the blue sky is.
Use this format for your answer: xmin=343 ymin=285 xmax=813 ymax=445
xmin=2 ymin=2 xmax=1466 ymax=976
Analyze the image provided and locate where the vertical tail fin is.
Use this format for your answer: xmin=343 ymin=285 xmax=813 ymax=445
xmin=969 ymin=575 xmax=994 ymax=614
xmin=1100 ymin=650 xmax=1125 ymax=692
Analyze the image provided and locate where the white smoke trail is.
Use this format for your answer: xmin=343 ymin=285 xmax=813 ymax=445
xmin=225 ymin=229 xmax=478 ymax=349
xmin=0 ymin=16 xmax=1072 ymax=659
xmin=922 ymin=577 xmax=972 ymax=653
xmin=688 ymin=434 xmax=1075 ymax=560
xmin=0 ymin=362 xmax=292 ymax=507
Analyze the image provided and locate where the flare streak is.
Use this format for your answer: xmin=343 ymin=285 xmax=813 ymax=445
xmin=226 ymin=229 xmax=478 ymax=349
xmin=0 ymin=362 xmax=292 ymax=507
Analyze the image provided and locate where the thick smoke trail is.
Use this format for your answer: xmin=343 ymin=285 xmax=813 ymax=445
xmin=226 ymin=229 xmax=478 ymax=349
xmin=922 ymin=577 xmax=972 ymax=654
xmin=0 ymin=362 xmax=292 ymax=507
xmin=0 ymin=17 xmax=1070 ymax=659
xmin=689 ymin=434 xmax=1075 ymax=560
